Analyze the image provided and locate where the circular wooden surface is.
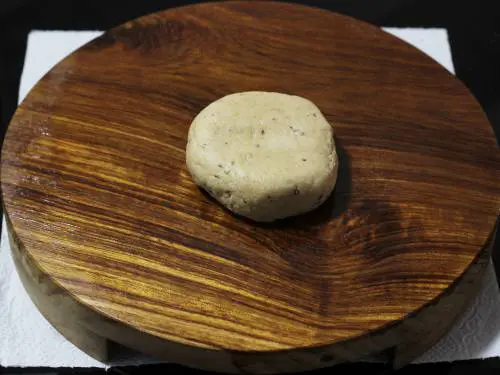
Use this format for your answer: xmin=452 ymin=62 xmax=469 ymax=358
xmin=2 ymin=1 xmax=499 ymax=371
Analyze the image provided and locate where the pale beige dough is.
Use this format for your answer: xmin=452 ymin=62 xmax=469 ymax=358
xmin=185 ymin=91 xmax=338 ymax=222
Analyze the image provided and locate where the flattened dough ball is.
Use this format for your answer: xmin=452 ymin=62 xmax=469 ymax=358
xmin=186 ymin=91 xmax=339 ymax=222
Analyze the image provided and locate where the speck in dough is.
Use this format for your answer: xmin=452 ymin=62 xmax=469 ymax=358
xmin=186 ymin=91 xmax=338 ymax=222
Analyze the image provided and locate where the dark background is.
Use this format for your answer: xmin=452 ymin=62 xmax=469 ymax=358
xmin=1 ymin=0 xmax=500 ymax=374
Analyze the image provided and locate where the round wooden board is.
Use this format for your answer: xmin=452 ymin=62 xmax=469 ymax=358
xmin=2 ymin=1 xmax=499 ymax=373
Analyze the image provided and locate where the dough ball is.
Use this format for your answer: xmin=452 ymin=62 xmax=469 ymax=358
xmin=186 ymin=91 xmax=338 ymax=222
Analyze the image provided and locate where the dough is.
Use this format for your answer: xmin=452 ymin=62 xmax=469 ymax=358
xmin=186 ymin=91 xmax=338 ymax=222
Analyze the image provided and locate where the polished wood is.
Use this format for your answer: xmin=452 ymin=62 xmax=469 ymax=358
xmin=2 ymin=1 xmax=499 ymax=373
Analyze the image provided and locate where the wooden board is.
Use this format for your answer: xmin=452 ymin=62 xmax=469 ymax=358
xmin=1 ymin=2 xmax=499 ymax=373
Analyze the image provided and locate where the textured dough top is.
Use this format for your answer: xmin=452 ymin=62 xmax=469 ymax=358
xmin=186 ymin=91 xmax=338 ymax=220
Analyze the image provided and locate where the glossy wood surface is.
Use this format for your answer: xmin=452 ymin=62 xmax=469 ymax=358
xmin=2 ymin=1 xmax=499 ymax=373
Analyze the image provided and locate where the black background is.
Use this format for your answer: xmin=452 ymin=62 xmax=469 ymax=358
xmin=0 ymin=1 xmax=499 ymax=374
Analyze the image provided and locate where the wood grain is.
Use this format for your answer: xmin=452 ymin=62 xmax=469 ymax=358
xmin=1 ymin=1 xmax=499 ymax=373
